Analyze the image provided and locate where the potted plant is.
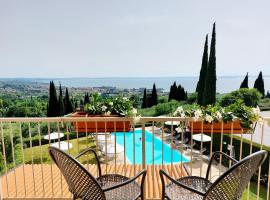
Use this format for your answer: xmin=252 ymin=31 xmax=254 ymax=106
xmin=70 ymin=93 xmax=137 ymax=133
xmin=174 ymin=100 xmax=260 ymax=134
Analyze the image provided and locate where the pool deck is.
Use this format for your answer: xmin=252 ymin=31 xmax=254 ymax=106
xmin=1 ymin=163 xmax=188 ymax=199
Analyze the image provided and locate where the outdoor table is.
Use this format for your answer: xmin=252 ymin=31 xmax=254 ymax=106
xmin=50 ymin=141 xmax=73 ymax=151
xmin=192 ymin=133 xmax=212 ymax=142
xmin=44 ymin=132 xmax=64 ymax=143
xmin=102 ymin=144 xmax=124 ymax=154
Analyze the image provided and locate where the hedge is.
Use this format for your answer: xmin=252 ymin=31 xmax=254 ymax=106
xmin=211 ymin=133 xmax=269 ymax=184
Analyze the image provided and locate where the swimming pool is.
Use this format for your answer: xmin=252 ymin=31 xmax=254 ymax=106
xmin=112 ymin=129 xmax=190 ymax=164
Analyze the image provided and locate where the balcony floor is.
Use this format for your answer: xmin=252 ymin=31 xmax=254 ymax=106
xmin=1 ymin=164 xmax=188 ymax=199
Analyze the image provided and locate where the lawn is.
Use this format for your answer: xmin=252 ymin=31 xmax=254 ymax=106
xmin=242 ymin=182 xmax=268 ymax=200
xmin=23 ymin=136 xmax=98 ymax=164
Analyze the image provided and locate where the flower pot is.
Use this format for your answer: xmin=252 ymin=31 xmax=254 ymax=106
xmin=70 ymin=112 xmax=131 ymax=133
xmin=189 ymin=121 xmax=251 ymax=134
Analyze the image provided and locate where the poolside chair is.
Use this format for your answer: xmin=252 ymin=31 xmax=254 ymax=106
xmin=159 ymin=150 xmax=267 ymax=200
xmin=49 ymin=146 xmax=147 ymax=200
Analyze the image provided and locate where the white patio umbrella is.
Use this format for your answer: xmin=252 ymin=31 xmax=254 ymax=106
xmin=103 ymin=144 xmax=124 ymax=154
xmin=50 ymin=141 xmax=73 ymax=151
xmin=97 ymin=134 xmax=114 ymax=141
xmin=192 ymin=133 xmax=212 ymax=142
xmin=165 ymin=121 xmax=180 ymax=126
xmin=44 ymin=132 xmax=64 ymax=140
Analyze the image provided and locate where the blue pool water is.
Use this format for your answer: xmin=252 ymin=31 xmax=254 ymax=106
xmin=112 ymin=130 xmax=190 ymax=164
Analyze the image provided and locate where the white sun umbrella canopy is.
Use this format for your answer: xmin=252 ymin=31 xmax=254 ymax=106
xmin=165 ymin=121 xmax=180 ymax=126
xmin=50 ymin=141 xmax=73 ymax=151
xmin=97 ymin=134 xmax=114 ymax=141
xmin=192 ymin=133 xmax=212 ymax=142
xmin=44 ymin=132 xmax=64 ymax=140
xmin=103 ymin=144 xmax=124 ymax=154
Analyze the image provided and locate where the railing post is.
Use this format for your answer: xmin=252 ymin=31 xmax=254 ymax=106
xmin=141 ymin=120 xmax=146 ymax=200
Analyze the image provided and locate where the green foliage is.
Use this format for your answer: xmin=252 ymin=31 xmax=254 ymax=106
xmin=219 ymin=88 xmax=261 ymax=107
xmin=149 ymin=83 xmax=158 ymax=107
xmin=169 ymin=82 xmax=187 ymax=102
xmin=187 ymin=93 xmax=197 ymax=104
xmin=158 ymin=96 xmax=168 ymax=104
xmin=47 ymin=81 xmax=59 ymax=117
xmin=84 ymin=93 xmax=90 ymax=104
xmin=129 ymin=94 xmax=140 ymax=108
xmin=197 ymin=35 xmax=208 ymax=105
xmin=141 ymin=89 xmax=147 ymax=108
xmin=212 ymin=134 xmax=270 ymax=193
xmin=84 ymin=93 xmax=136 ymax=117
xmin=64 ymin=88 xmax=74 ymax=114
xmin=203 ymin=23 xmax=216 ymax=105
xmin=240 ymin=73 xmax=249 ymax=88
xmin=58 ymin=84 xmax=65 ymax=116
xmin=254 ymin=71 xmax=265 ymax=97
xmin=258 ymin=98 xmax=270 ymax=111
xmin=138 ymin=100 xmax=185 ymax=116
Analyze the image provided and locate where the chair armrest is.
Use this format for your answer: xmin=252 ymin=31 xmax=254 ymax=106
xmin=74 ymin=148 xmax=102 ymax=178
xmin=103 ymin=169 xmax=147 ymax=193
xmin=159 ymin=170 xmax=205 ymax=196
xmin=206 ymin=151 xmax=238 ymax=179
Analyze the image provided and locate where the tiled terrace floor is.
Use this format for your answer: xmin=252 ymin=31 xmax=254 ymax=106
xmin=1 ymin=164 xmax=188 ymax=199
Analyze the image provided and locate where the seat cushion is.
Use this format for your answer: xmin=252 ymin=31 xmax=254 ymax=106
xmin=165 ymin=176 xmax=212 ymax=200
xmin=97 ymin=174 xmax=141 ymax=200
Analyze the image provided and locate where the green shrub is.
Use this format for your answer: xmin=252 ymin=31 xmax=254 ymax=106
xmin=219 ymin=88 xmax=261 ymax=107
xmin=212 ymin=134 xmax=269 ymax=185
xmin=186 ymin=93 xmax=197 ymax=104
xmin=138 ymin=100 xmax=183 ymax=116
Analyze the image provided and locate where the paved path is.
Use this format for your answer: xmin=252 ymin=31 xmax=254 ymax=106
xmin=243 ymin=111 xmax=270 ymax=147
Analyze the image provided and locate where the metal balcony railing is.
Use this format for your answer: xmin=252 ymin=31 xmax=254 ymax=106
xmin=0 ymin=116 xmax=269 ymax=199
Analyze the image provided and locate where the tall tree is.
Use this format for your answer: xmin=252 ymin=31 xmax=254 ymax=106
xmin=240 ymin=73 xmax=249 ymax=88
xmin=141 ymin=89 xmax=148 ymax=108
xmin=84 ymin=93 xmax=90 ymax=104
xmin=168 ymin=82 xmax=178 ymax=101
xmin=47 ymin=81 xmax=59 ymax=117
xmin=58 ymin=84 xmax=65 ymax=116
xmin=196 ymin=35 xmax=208 ymax=105
xmin=203 ymin=23 xmax=216 ymax=105
xmin=64 ymin=88 xmax=74 ymax=114
xmin=149 ymin=83 xmax=158 ymax=107
xmin=254 ymin=71 xmax=265 ymax=97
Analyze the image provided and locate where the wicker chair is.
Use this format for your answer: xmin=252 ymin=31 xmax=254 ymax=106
xmin=49 ymin=146 xmax=147 ymax=200
xmin=160 ymin=150 xmax=267 ymax=200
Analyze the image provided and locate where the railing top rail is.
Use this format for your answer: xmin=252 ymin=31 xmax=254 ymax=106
xmin=0 ymin=116 xmax=268 ymax=122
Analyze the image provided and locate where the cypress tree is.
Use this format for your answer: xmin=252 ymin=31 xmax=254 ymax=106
xmin=168 ymin=82 xmax=178 ymax=101
xmin=141 ymin=89 xmax=147 ymax=108
xmin=266 ymin=91 xmax=270 ymax=98
xmin=150 ymin=83 xmax=158 ymax=107
xmin=64 ymin=88 xmax=74 ymax=114
xmin=197 ymin=35 xmax=208 ymax=105
xmin=58 ymin=84 xmax=65 ymax=116
xmin=168 ymin=85 xmax=173 ymax=101
xmin=240 ymin=73 xmax=249 ymax=88
xmin=254 ymin=71 xmax=265 ymax=97
xmin=47 ymin=81 xmax=59 ymax=117
xmin=84 ymin=93 xmax=90 ymax=104
xmin=74 ymin=100 xmax=78 ymax=110
xmin=203 ymin=23 xmax=216 ymax=105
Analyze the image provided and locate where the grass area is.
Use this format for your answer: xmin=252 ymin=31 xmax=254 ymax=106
xmin=242 ymin=182 xmax=268 ymax=200
xmin=24 ymin=136 xmax=98 ymax=164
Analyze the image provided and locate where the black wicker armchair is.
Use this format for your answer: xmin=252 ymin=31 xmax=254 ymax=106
xmin=49 ymin=146 xmax=147 ymax=200
xmin=160 ymin=150 xmax=267 ymax=200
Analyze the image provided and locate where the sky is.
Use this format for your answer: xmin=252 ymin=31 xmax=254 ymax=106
xmin=0 ymin=0 xmax=269 ymax=78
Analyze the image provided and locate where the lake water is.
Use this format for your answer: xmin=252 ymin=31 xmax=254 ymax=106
xmin=4 ymin=76 xmax=270 ymax=93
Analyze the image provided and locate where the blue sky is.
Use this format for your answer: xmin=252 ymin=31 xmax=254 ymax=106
xmin=0 ymin=0 xmax=269 ymax=78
